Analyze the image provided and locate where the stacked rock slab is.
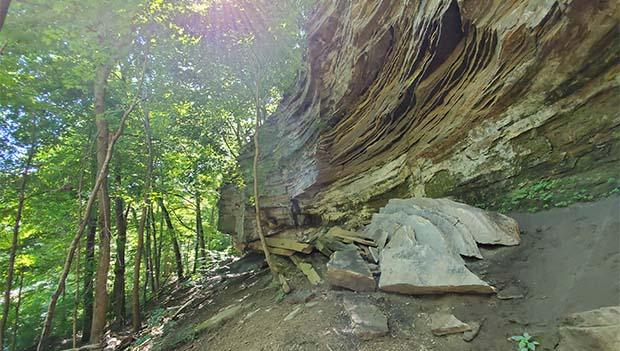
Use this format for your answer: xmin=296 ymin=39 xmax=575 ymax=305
xmin=369 ymin=197 xmax=519 ymax=294
xmin=326 ymin=249 xmax=376 ymax=292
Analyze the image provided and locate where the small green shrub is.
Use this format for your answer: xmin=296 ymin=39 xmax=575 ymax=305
xmin=511 ymin=332 xmax=540 ymax=351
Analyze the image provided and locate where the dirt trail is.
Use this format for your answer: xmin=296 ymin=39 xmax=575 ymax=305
xmin=154 ymin=195 xmax=619 ymax=351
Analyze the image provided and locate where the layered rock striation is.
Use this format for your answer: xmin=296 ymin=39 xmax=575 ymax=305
xmin=219 ymin=0 xmax=620 ymax=243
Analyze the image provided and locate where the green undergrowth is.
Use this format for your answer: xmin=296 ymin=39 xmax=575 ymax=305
xmin=152 ymin=321 xmax=197 ymax=351
xmin=493 ymin=175 xmax=620 ymax=213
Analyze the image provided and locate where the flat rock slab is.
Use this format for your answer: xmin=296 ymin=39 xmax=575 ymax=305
xmin=398 ymin=198 xmax=520 ymax=246
xmin=557 ymin=306 xmax=620 ymax=351
xmin=378 ymin=231 xmax=495 ymax=294
xmin=381 ymin=199 xmax=482 ymax=258
xmin=343 ymin=297 xmax=389 ymax=340
xmin=327 ymin=249 xmax=376 ymax=292
xmin=430 ymin=312 xmax=471 ymax=336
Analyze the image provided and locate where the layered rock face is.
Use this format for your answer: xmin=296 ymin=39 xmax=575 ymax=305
xmin=219 ymin=0 xmax=619 ymax=242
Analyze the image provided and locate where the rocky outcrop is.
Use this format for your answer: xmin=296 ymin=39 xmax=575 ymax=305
xmin=218 ymin=0 xmax=620 ymax=243
xmin=557 ymin=306 xmax=620 ymax=351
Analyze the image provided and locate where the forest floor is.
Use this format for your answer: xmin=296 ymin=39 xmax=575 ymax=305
xmin=134 ymin=195 xmax=620 ymax=351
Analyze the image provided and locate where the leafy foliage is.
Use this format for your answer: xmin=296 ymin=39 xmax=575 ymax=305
xmin=0 ymin=0 xmax=312 ymax=349
xmin=511 ymin=332 xmax=540 ymax=351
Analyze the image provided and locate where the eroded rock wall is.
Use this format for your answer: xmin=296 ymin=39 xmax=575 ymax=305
xmin=219 ymin=0 xmax=620 ymax=242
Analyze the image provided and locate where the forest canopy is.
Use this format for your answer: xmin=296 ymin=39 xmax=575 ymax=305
xmin=0 ymin=0 xmax=313 ymax=349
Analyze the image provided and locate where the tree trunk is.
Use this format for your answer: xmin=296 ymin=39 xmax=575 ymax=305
xmin=111 ymin=160 xmax=127 ymax=330
xmin=131 ymin=103 xmax=154 ymax=333
xmin=150 ymin=206 xmax=160 ymax=294
xmin=9 ymin=271 xmax=23 ymax=351
xmin=72 ymin=242 xmax=80 ymax=349
xmin=208 ymin=206 xmax=216 ymax=249
xmin=132 ymin=205 xmax=147 ymax=333
xmin=0 ymin=0 xmax=11 ymax=33
xmin=90 ymin=64 xmax=113 ymax=345
xmin=159 ymin=199 xmax=184 ymax=281
xmin=144 ymin=207 xmax=153 ymax=301
xmin=37 ymin=56 xmax=146 ymax=350
xmin=0 ymin=146 xmax=34 ymax=351
xmin=252 ymin=69 xmax=278 ymax=277
xmin=195 ymin=190 xmax=207 ymax=269
xmin=81 ymin=202 xmax=96 ymax=343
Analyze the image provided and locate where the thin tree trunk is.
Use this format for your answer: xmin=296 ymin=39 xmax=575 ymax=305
xmin=72 ymin=136 xmax=88 ymax=348
xmin=131 ymin=103 xmax=154 ymax=333
xmin=156 ymin=207 xmax=163 ymax=288
xmin=0 ymin=0 xmax=11 ymax=33
xmin=150 ymin=206 xmax=160 ymax=294
xmin=208 ymin=206 xmax=216 ymax=249
xmin=144 ymin=207 xmax=153 ymax=301
xmin=9 ymin=271 xmax=23 ymax=351
xmin=37 ymin=56 xmax=146 ymax=350
xmin=252 ymin=69 xmax=277 ymax=277
xmin=90 ymin=63 xmax=113 ymax=345
xmin=111 ymin=159 xmax=127 ymax=330
xmin=82 ymin=202 xmax=96 ymax=343
xmin=132 ymin=205 xmax=147 ymax=333
xmin=0 ymin=146 xmax=34 ymax=351
xmin=192 ymin=234 xmax=199 ymax=274
xmin=72 ymin=242 xmax=80 ymax=349
xmin=159 ymin=199 xmax=183 ymax=281
xmin=195 ymin=190 xmax=207 ymax=270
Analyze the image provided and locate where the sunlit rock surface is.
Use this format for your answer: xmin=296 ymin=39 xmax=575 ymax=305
xmin=219 ymin=0 xmax=620 ymax=243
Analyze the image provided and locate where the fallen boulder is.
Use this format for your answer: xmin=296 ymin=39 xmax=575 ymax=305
xmin=378 ymin=223 xmax=495 ymax=294
xmin=327 ymin=249 xmax=376 ymax=292
xmin=394 ymin=198 xmax=520 ymax=246
xmin=381 ymin=199 xmax=482 ymax=258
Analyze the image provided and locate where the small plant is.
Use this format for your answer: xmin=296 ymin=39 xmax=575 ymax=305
xmin=511 ymin=332 xmax=540 ymax=351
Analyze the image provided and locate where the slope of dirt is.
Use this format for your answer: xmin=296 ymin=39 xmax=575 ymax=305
xmin=149 ymin=195 xmax=619 ymax=351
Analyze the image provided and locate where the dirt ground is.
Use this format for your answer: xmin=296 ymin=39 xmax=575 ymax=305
xmin=146 ymin=195 xmax=619 ymax=351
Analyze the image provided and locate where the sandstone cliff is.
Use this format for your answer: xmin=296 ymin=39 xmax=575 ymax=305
xmin=219 ymin=0 xmax=620 ymax=243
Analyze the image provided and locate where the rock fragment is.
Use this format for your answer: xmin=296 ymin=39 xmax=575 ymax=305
xmin=284 ymin=290 xmax=315 ymax=305
xmin=343 ymin=297 xmax=389 ymax=340
xmin=283 ymin=306 xmax=303 ymax=321
xmin=327 ymin=249 xmax=376 ymax=292
xmin=378 ymin=229 xmax=495 ymax=294
xmin=430 ymin=312 xmax=471 ymax=336
xmin=462 ymin=321 xmax=481 ymax=341
xmin=497 ymin=285 xmax=525 ymax=300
